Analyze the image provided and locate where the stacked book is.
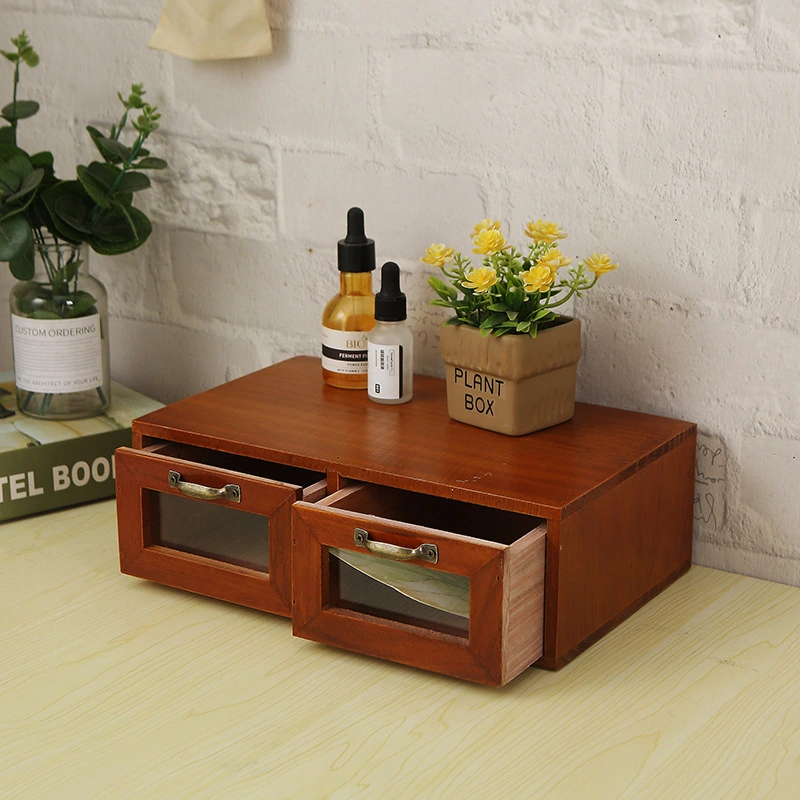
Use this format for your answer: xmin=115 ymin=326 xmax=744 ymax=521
xmin=0 ymin=372 xmax=162 ymax=522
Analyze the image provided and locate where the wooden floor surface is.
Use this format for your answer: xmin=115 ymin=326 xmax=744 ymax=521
xmin=1 ymin=500 xmax=799 ymax=799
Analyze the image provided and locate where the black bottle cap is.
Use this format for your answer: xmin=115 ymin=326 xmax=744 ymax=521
xmin=375 ymin=262 xmax=406 ymax=321
xmin=337 ymin=207 xmax=376 ymax=273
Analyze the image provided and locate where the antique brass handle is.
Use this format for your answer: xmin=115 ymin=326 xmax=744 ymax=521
xmin=353 ymin=528 xmax=438 ymax=564
xmin=167 ymin=470 xmax=241 ymax=503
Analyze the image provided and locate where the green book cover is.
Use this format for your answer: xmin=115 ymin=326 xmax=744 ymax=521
xmin=0 ymin=372 xmax=162 ymax=522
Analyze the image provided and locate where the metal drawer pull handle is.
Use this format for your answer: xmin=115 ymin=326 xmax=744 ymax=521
xmin=353 ymin=528 xmax=438 ymax=564
xmin=168 ymin=470 xmax=241 ymax=503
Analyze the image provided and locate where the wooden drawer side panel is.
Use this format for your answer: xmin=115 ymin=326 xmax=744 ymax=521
xmin=545 ymin=432 xmax=696 ymax=667
xmin=502 ymin=525 xmax=547 ymax=684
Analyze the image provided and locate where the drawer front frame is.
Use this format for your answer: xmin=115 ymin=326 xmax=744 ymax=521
xmin=291 ymin=498 xmax=546 ymax=686
xmin=116 ymin=446 xmax=299 ymax=616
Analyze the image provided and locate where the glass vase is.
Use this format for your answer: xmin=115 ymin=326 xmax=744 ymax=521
xmin=9 ymin=235 xmax=111 ymax=419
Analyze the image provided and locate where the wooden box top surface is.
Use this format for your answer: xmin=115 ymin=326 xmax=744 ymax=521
xmin=133 ymin=356 xmax=695 ymax=519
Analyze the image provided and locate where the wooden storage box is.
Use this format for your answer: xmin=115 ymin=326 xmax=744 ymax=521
xmin=116 ymin=356 xmax=696 ymax=685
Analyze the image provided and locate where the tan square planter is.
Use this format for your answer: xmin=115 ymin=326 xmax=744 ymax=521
xmin=439 ymin=317 xmax=581 ymax=436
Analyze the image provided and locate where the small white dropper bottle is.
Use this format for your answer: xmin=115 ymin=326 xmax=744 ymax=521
xmin=367 ymin=262 xmax=413 ymax=404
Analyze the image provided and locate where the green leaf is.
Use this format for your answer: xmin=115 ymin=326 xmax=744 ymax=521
xmin=133 ymin=156 xmax=167 ymax=170
xmin=89 ymin=204 xmax=152 ymax=254
xmin=9 ymin=244 xmax=34 ymax=279
xmin=479 ymin=313 xmax=506 ymax=330
xmin=4 ymin=167 xmax=43 ymax=203
xmin=1 ymin=50 xmax=18 ymax=64
xmin=54 ymin=194 xmax=92 ymax=233
xmin=54 ymin=259 xmax=83 ymax=285
xmin=61 ymin=290 xmax=96 ymax=318
xmin=20 ymin=49 xmax=39 ymax=68
xmin=86 ymin=126 xmax=123 ymax=164
xmin=42 ymin=181 xmax=92 ymax=241
xmin=96 ymin=135 xmax=131 ymax=162
xmin=1 ymin=100 xmax=39 ymax=121
xmin=0 ymin=150 xmax=32 ymax=192
xmin=122 ymin=205 xmax=152 ymax=243
xmin=76 ymin=164 xmax=112 ymax=209
xmin=0 ymin=126 xmax=14 ymax=145
xmin=29 ymin=310 xmax=61 ymax=320
xmin=506 ymin=287 xmax=524 ymax=312
xmin=29 ymin=150 xmax=54 ymax=169
xmin=428 ymin=275 xmax=457 ymax=301
xmin=0 ymin=143 xmax=27 ymax=158
xmin=0 ymin=215 xmax=32 ymax=261
xmin=443 ymin=317 xmax=463 ymax=327
xmin=91 ymin=208 xmax=134 ymax=243
xmin=516 ymin=321 xmax=532 ymax=333
xmin=506 ymin=310 xmax=518 ymax=321
xmin=0 ymin=191 xmax=36 ymax=222
xmin=113 ymin=200 xmax=140 ymax=239
xmin=486 ymin=303 xmax=508 ymax=312
xmin=86 ymin=161 xmax=122 ymax=189
xmin=116 ymin=171 xmax=150 ymax=193
xmin=532 ymin=308 xmax=556 ymax=321
xmin=89 ymin=231 xmax=148 ymax=255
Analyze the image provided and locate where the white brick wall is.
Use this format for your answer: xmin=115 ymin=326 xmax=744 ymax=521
xmin=1 ymin=0 xmax=798 ymax=585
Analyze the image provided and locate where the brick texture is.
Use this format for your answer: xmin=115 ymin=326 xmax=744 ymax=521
xmin=0 ymin=0 xmax=797 ymax=584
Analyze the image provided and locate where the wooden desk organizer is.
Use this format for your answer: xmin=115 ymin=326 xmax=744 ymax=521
xmin=116 ymin=356 xmax=696 ymax=686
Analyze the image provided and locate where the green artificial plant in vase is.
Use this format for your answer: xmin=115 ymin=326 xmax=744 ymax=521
xmin=0 ymin=30 xmax=168 ymax=419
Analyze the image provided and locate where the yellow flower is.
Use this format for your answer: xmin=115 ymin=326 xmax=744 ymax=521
xmin=538 ymin=248 xmax=572 ymax=276
xmin=421 ymin=243 xmax=455 ymax=268
xmin=462 ymin=266 xmax=498 ymax=293
xmin=584 ymin=253 xmax=618 ymax=276
xmin=472 ymin=218 xmax=502 ymax=237
xmin=520 ymin=265 xmax=555 ymax=294
xmin=472 ymin=228 xmax=506 ymax=255
xmin=524 ymin=219 xmax=567 ymax=244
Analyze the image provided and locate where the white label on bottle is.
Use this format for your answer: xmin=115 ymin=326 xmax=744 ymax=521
xmin=368 ymin=342 xmax=403 ymax=400
xmin=321 ymin=326 xmax=368 ymax=375
xmin=11 ymin=314 xmax=103 ymax=394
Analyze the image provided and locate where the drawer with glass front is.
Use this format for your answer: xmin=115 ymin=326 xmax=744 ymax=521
xmin=116 ymin=442 xmax=326 ymax=615
xmin=292 ymin=483 xmax=546 ymax=686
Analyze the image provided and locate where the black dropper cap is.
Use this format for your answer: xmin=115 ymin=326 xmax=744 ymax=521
xmin=337 ymin=207 xmax=376 ymax=273
xmin=375 ymin=262 xmax=406 ymax=322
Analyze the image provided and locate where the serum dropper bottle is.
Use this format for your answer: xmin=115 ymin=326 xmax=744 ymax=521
xmin=368 ymin=262 xmax=413 ymax=404
xmin=321 ymin=207 xmax=376 ymax=389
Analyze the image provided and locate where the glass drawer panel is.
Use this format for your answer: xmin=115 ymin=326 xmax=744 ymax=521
xmin=156 ymin=490 xmax=270 ymax=572
xmin=329 ymin=546 xmax=470 ymax=637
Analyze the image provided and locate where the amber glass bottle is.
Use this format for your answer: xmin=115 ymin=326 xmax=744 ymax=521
xmin=321 ymin=208 xmax=376 ymax=389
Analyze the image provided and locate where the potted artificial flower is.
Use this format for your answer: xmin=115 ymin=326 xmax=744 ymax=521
xmin=0 ymin=31 xmax=167 ymax=419
xmin=422 ymin=218 xmax=618 ymax=435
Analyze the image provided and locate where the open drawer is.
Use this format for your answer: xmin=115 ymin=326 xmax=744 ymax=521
xmin=116 ymin=442 xmax=326 ymax=616
xmin=292 ymin=483 xmax=546 ymax=686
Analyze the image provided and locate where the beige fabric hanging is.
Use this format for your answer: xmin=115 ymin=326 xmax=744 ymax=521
xmin=149 ymin=0 xmax=272 ymax=61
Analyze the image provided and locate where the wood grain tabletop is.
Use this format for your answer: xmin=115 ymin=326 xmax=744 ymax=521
xmin=2 ymin=500 xmax=798 ymax=799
